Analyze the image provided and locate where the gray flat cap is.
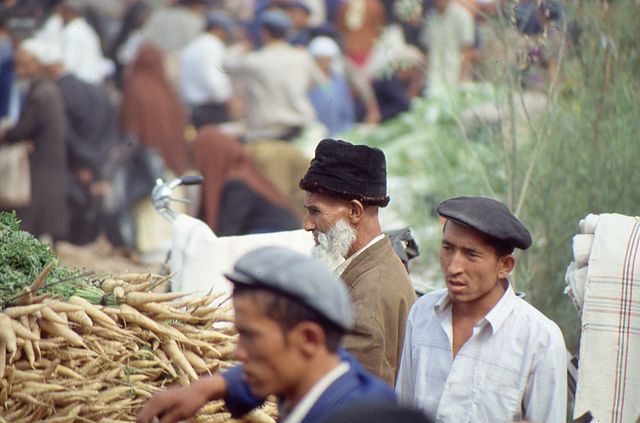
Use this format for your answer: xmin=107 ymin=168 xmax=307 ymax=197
xmin=225 ymin=246 xmax=354 ymax=330
xmin=206 ymin=11 xmax=235 ymax=33
xmin=260 ymin=10 xmax=292 ymax=33
xmin=437 ymin=196 xmax=532 ymax=250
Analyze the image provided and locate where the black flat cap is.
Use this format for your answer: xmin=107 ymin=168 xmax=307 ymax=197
xmin=225 ymin=246 xmax=354 ymax=331
xmin=299 ymin=139 xmax=390 ymax=207
xmin=436 ymin=196 xmax=532 ymax=250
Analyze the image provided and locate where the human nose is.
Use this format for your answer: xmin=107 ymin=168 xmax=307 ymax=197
xmin=303 ymin=214 xmax=315 ymax=232
xmin=446 ymin=251 xmax=464 ymax=276
xmin=233 ymin=342 xmax=248 ymax=362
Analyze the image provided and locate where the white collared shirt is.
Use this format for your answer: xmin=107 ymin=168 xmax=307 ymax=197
xmin=395 ymin=283 xmax=567 ymax=423
xmin=282 ymin=362 xmax=350 ymax=423
xmin=224 ymin=42 xmax=324 ymax=141
xmin=180 ymin=33 xmax=232 ymax=106
xmin=334 ymin=233 xmax=385 ymax=276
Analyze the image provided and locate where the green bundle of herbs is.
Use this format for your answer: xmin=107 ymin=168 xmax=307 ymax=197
xmin=0 ymin=211 xmax=96 ymax=305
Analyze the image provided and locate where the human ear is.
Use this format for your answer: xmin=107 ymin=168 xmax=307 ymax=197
xmin=497 ymin=255 xmax=516 ymax=280
xmin=290 ymin=322 xmax=325 ymax=356
xmin=348 ymin=200 xmax=364 ymax=224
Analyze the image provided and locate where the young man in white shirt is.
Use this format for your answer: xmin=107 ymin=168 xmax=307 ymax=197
xmin=396 ymin=196 xmax=567 ymax=422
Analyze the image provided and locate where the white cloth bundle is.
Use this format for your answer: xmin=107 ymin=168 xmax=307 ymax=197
xmin=170 ymin=214 xmax=314 ymax=300
xmin=571 ymin=213 xmax=640 ymax=422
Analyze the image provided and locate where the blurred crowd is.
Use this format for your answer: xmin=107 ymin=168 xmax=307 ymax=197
xmin=0 ymin=0 xmax=566 ymax=257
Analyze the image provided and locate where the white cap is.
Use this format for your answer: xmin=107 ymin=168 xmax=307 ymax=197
xmin=308 ymin=36 xmax=340 ymax=58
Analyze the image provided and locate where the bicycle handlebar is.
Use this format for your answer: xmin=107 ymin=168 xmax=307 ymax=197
xmin=180 ymin=175 xmax=204 ymax=186
xmin=152 ymin=175 xmax=203 ymax=222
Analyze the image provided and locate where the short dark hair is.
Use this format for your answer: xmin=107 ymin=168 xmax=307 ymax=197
xmin=261 ymin=23 xmax=288 ymax=39
xmin=233 ymin=285 xmax=345 ymax=352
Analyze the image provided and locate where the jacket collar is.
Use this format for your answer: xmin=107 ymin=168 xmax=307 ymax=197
xmin=339 ymin=235 xmax=391 ymax=288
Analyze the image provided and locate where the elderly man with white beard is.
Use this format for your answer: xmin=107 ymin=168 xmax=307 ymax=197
xmin=299 ymin=138 xmax=416 ymax=386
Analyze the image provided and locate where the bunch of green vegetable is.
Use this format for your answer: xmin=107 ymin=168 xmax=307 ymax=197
xmin=0 ymin=211 xmax=95 ymax=305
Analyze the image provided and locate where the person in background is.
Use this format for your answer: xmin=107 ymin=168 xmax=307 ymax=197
xmin=140 ymin=0 xmax=207 ymax=85
xmin=276 ymin=0 xmax=314 ymax=46
xmin=59 ymin=0 xmax=111 ymax=84
xmin=245 ymin=139 xmax=311 ymax=221
xmin=370 ymin=44 xmax=425 ymax=122
xmin=514 ymin=0 xmax=565 ymax=92
xmin=334 ymin=0 xmax=386 ymax=69
xmin=119 ymin=43 xmax=191 ymax=177
xmin=225 ymin=9 xmax=324 ymax=142
xmin=396 ymin=196 xmax=567 ymax=422
xmin=0 ymin=17 xmax=14 ymax=120
xmin=137 ymin=246 xmax=396 ymax=423
xmin=108 ymin=0 xmax=151 ymax=88
xmin=299 ymin=138 xmax=416 ymax=386
xmin=35 ymin=0 xmax=64 ymax=55
xmin=190 ymin=125 xmax=301 ymax=236
xmin=180 ymin=10 xmax=235 ymax=129
xmin=140 ymin=0 xmax=206 ymax=56
xmin=39 ymin=42 xmax=119 ymax=245
xmin=419 ymin=0 xmax=475 ymax=95
xmin=307 ymin=35 xmax=355 ymax=136
xmin=0 ymin=38 xmax=68 ymax=245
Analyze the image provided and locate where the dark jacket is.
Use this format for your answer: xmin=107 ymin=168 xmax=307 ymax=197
xmin=6 ymin=77 xmax=68 ymax=239
xmin=222 ymin=349 xmax=396 ymax=422
xmin=57 ymin=73 xmax=119 ymax=244
xmin=340 ymin=236 xmax=416 ymax=386
xmin=58 ymin=74 xmax=118 ymax=178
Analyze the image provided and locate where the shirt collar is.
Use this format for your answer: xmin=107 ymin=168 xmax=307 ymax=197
xmin=281 ymin=362 xmax=350 ymax=423
xmin=434 ymin=280 xmax=517 ymax=335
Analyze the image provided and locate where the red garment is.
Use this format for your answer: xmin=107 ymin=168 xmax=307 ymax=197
xmin=190 ymin=125 xmax=296 ymax=231
xmin=120 ymin=44 xmax=190 ymax=175
xmin=334 ymin=0 xmax=386 ymax=68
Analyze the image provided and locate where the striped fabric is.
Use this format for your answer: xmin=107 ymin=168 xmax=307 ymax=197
xmin=572 ymin=213 xmax=640 ymax=422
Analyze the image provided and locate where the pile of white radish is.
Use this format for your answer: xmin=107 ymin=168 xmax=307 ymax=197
xmin=0 ymin=273 xmax=276 ymax=422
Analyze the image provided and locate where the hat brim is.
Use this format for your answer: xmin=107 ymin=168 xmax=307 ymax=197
xmin=224 ymin=271 xmax=256 ymax=286
xmin=299 ymin=179 xmax=390 ymax=207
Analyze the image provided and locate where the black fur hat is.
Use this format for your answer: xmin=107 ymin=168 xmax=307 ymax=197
xmin=299 ymin=139 xmax=390 ymax=207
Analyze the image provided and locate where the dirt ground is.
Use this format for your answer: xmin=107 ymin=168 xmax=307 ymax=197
xmin=56 ymin=236 xmax=164 ymax=276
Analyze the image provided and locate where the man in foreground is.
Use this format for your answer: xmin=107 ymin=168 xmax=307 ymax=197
xmin=137 ymin=246 xmax=394 ymax=423
xmin=396 ymin=196 xmax=567 ymax=422
xmin=300 ymin=138 xmax=416 ymax=385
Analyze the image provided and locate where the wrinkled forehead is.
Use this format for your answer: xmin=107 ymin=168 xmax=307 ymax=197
xmin=303 ymin=191 xmax=349 ymax=208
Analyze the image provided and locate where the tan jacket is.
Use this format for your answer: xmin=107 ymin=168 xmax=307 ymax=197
xmin=341 ymin=236 xmax=416 ymax=386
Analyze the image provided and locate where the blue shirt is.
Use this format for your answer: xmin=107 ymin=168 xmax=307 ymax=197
xmin=223 ymin=349 xmax=396 ymax=422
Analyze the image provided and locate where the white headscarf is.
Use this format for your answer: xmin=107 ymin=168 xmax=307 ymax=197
xmin=308 ymin=36 xmax=341 ymax=58
xmin=19 ymin=38 xmax=63 ymax=65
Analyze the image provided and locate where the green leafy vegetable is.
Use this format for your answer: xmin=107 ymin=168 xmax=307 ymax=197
xmin=0 ymin=211 xmax=94 ymax=305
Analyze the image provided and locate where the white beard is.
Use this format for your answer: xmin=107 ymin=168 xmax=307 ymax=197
xmin=311 ymin=219 xmax=357 ymax=271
